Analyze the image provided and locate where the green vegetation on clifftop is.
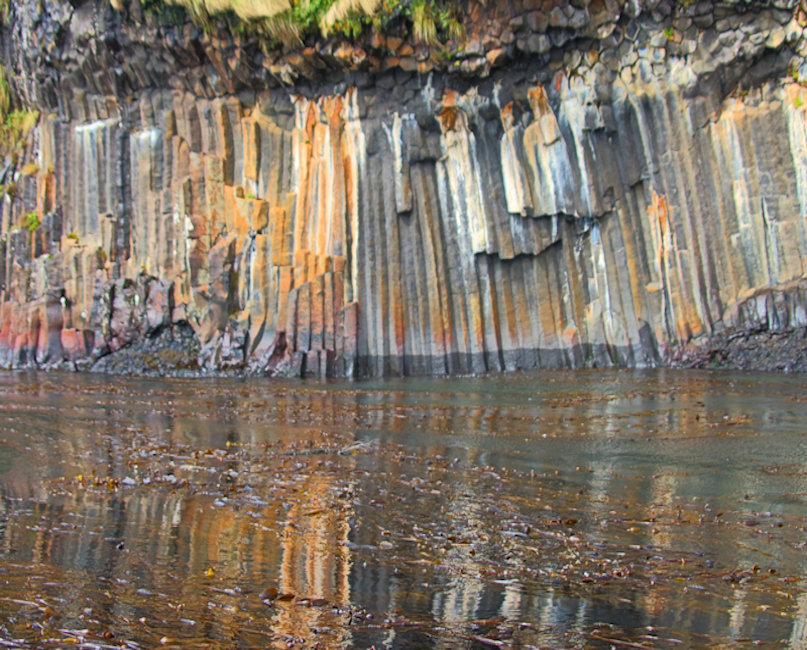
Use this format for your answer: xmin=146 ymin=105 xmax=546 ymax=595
xmin=130 ymin=0 xmax=465 ymax=46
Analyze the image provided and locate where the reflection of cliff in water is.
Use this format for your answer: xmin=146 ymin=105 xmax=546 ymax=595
xmin=0 ymin=371 xmax=805 ymax=646
xmin=0 ymin=477 xmax=357 ymax=645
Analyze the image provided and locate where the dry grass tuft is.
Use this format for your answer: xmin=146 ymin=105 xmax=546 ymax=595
xmin=411 ymin=0 xmax=436 ymax=44
xmin=115 ymin=0 xmax=466 ymax=47
xmin=205 ymin=0 xmax=289 ymax=20
xmin=320 ymin=0 xmax=381 ymax=34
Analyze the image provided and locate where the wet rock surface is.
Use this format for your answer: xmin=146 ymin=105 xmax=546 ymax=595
xmin=89 ymin=323 xmax=201 ymax=375
xmin=1 ymin=0 xmax=807 ymax=376
xmin=676 ymin=325 xmax=807 ymax=372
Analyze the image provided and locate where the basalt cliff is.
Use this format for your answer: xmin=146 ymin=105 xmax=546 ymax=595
xmin=1 ymin=0 xmax=806 ymax=377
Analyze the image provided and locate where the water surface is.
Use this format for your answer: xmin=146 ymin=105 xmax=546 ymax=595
xmin=0 ymin=369 xmax=805 ymax=648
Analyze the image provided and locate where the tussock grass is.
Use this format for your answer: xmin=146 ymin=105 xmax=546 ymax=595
xmin=0 ymin=65 xmax=39 ymax=160
xmin=0 ymin=66 xmax=9 ymax=120
xmin=321 ymin=0 xmax=381 ymax=34
xmin=124 ymin=0 xmax=465 ymax=47
xmin=411 ymin=0 xmax=436 ymax=44
xmin=186 ymin=0 xmax=289 ymax=21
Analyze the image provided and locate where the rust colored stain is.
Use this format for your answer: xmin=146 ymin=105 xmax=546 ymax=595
xmin=529 ymin=85 xmax=552 ymax=116
xmin=438 ymin=90 xmax=465 ymax=132
xmin=650 ymin=190 xmax=668 ymax=230
xmin=438 ymin=106 xmax=460 ymax=132
xmin=500 ymin=102 xmax=515 ymax=129
xmin=649 ymin=189 xmax=669 ymax=260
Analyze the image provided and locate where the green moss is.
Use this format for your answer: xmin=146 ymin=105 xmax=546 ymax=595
xmin=0 ymin=66 xmax=40 ymax=160
xmin=20 ymin=162 xmax=38 ymax=176
xmin=0 ymin=67 xmax=9 ymax=119
xmin=0 ymin=109 xmax=40 ymax=158
xmin=331 ymin=11 xmax=369 ymax=39
xmin=25 ymin=211 xmax=40 ymax=232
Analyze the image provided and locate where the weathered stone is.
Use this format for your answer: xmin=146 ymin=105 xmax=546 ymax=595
xmin=549 ymin=30 xmax=571 ymax=48
xmin=548 ymin=7 xmax=568 ymax=28
xmin=145 ymin=278 xmax=171 ymax=335
xmin=460 ymin=57 xmax=488 ymax=76
xmin=398 ymin=57 xmax=418 ymax=72
xmin=767 ymin=25 xmax=786 ymax=48
xmin=526 ymin=11 xmax=548 ymax=33
xmin=464 ymin=39 xmax=484 ymax=57
xmin=600 ymin=48 xmax=620 ymax=71
xmin=597 ymin=23 xmax=616 ymax=39
xmin=508 ymin=15 xmax=525 ymax=31
xmin=486 ymin=48 xmax=508 ymax=68
xmin=524 ymin=34 xmax=551 ymax=54
xmin=569 ymin=9 xmax=589 ymax=29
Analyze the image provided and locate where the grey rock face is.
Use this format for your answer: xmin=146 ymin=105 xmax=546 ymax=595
xmin=1 ymin=0 xmax=806 ymax=376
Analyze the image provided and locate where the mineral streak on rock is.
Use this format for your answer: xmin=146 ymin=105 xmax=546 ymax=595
xmin=1 ymin=0 xmax=806 ymax=376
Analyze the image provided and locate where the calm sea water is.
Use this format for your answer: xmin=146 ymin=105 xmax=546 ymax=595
xmin=0 ymin=369 xmax=805 ymax=648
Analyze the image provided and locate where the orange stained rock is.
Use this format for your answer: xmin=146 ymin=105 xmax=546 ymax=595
xmin=442 ymin=88 xmax=459 ymax=106
xmin=321 ymin=94 xmax=344 ymax=124
xmin=270 ymin=207 xmax=292 ymax=267
xmin=497 ymin=278 xmax=519 ymax=352
xmin=536 ymin=279 xmax=561 ymax=348
xmin=648 ymin=189 xmax=704 ymax=341
xmin=468 ymin=288 xmax=485 ymax=353
xmin=204 ymin=155 xmax=226 ymax=242
xmin=243 ymin=118 xmax=261 ymax=183
xmin=341 ymin=136 xmax=354 ymax=220
xmin=293 ymin=250 xmax=308 ymax=287
xmin=39 ymin=166 xmax=56 ymax=216
xmin=500 ymin=102 xmax=516 ymax=130
xmin=649 ymin=189 xmax=669 ymax=258
xmin=223 ymin=187 xmax=250 ymax=237
xmin=305 ymin=252 xmax=318 ymax=284
xmin=320 ymin=96 xmax=347 ymax=257
xmin=333 ymin=269 xmax=344 ymax=316
xmin=562 ymin=327 xmax=579 ymax=346
xmin=251 ymin=199 xmax=268 ymax=231
xmin=293 ymin=95 xmax=347 ymax=256
xmin=438 ymin=89 xmax=464 ymax=132
xmin=438 ymin=106 xmax=462 ymax=132
xmin=0 ymin=304 xmax=12 ymax=346
xmin=529 ymin=85 xmax=553 ymax=116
